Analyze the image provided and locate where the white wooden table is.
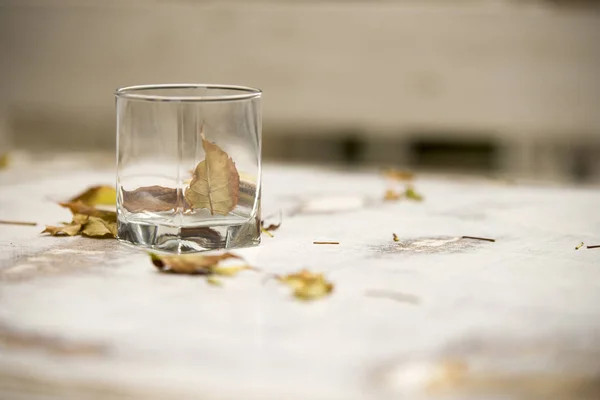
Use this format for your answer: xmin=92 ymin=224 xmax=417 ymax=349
xmin=1 ymin=155 xmax=599 ymax=400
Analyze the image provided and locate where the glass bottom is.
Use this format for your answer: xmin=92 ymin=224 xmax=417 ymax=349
xmin=117 ymin=215 xmax=260 ymax=253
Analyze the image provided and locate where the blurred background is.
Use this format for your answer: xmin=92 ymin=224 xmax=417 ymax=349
xmin=1 ymin=0 xmax=599 ymax=182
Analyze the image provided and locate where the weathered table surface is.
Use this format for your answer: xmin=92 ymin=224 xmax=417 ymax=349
xmin=1 ymin=155 xmax=599 ymax=400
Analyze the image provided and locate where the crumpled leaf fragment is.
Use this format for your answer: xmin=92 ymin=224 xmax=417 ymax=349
xmin=69 ymin=185 xmax=116 ymax=206
xmin=42 ymin=214 xmax=89 ymax=237
xmin=81 ymin=216 xmax=117 ymax=238
xmin=261 ymin=222 xmax=281 ymax=232
xmin=405 ymin=185 xmax=424 ymax=201
xmin=383 ymin=185 xmax=424 ymax=202
xmin=261 ymin=212 xmax=282 ymax=237
xmin=42 ymin=222 xmax=83 ymax=236
xmin=393 ymin=233 xmax=400 ymax=242
xmin=383 ymin=189 xmax=402 ymax=201
xmin=150 ymin=252 xmax=251 ymax=276
xmin=277 ymin=269 xmax=334 ymax=301
xmin=184 ymin=129 xmax=240 ymax=216
xmin=59 ymin=201 xmax=117 ymax=222
xmin=43 ymin=203 xmax=117 ymax=239
xmin=122 ymin=185 xmax=182 ymax=212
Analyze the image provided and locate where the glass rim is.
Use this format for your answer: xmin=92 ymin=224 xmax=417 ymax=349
xmin=115 ymin=84 xmax=262 ymax=102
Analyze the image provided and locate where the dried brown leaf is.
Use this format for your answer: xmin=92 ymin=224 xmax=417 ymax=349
xmin=185 ymin=131 xmax=240 ymax=215
xmin=122 ymin=185 xmax=181 ymax=212
xmin=262 ymin=222 xmax=281 ymax=232
xmin=384 ymin=185 xmax=424 ymax=202
xmin=383 ymin=168 xmax=414 ymax=181
xmin=277 ymin=269 xmax=334 ymax=301
xmin=42 ymin=223 xmax=82 ymax=236
xmin=81 ymin=216 xmax=117 ymax=238
xmin=69 ymin=185 xmax=116 ymax=206
xmin=59 ymin=201 xmax=117 ymax=223
xmin=150 ymin=252 xmax=243 ymax=275
xmin=384 ymin=189 xmax=402 ymax=201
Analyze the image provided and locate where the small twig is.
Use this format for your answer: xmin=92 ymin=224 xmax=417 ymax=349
xmin=365 ymin=289 xmax=420 ymax=305
xmin=313 ymin=241 xmax=340 ymax=245
xmin=575 ymin=242 xmax=584 ymax=250
xmin=0 ymin=220 xmax=37 ymax=227
xmin=587 ymin=245 xmax=600 ymax=249
xmin=461 ymin=236 xmax=495 ymax=243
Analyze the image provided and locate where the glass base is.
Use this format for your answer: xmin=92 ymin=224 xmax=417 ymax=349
xmin=117 ymin=216 xmax=260 ymax=253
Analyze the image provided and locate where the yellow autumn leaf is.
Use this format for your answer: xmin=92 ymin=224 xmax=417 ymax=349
xmin=184 ymin=129 xmax=240 ymax=216
xmin=81 ymin=216 xmax=117 ymax=238
xmin=69 ymin=185 xmax=116 ymax=206
xmin=277 ymin=269 xmax=334 ymax=301
xmin=59 ymin=201 xmax=117 ymax=222
xmin=42 ymin=223 xmax=82 ymax=236
xmin=383 ymin=189 xmax=402 ymax=201
xmin=405 ymin=184 xmax=424 ymax=201
xmin=44 ymin=201 xmax=117 ymax=239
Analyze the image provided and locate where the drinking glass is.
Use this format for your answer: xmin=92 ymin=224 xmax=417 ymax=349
xmin=115 ymin=84 xmax=262 ymax=253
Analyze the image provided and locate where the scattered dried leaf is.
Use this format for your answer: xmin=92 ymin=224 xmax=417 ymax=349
xmin=262 ymin=222 xmax=281 ymax=231
xmin=575 ymin=242 xmax=584 ymax=250
xmin=261 ymin=212 xmax=282 ymax=237
xmin=122 ymin=185 xmax=181 ymax=212
xmin=185 ymin=128 xmax=240 ymax=215
xmin=383 ymin=189 xmax=402 ymax=201
xmin=44 ymin=203 xmax=117 ymax=239
xmin=150 ymin=252 xmax=248 ymax=276
xmin=59 ymin=201 xmax=117 ymax=223
xmin=42 ymin=223 xmax=83 ymax=237
xmin=383 ymin=168 xmax=414 ymax=181
xmin=69 ymin=185 xmax=116 ymax=206
xmin=277 ymin=269 xmax=334 ymax=301
xmin=81 ymin=216 xmax=117 ymax=238
xmin=393 ymin=233 xmax=400 ymax=242
xmin=405 ymin=185 xmax=424 ymax=201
